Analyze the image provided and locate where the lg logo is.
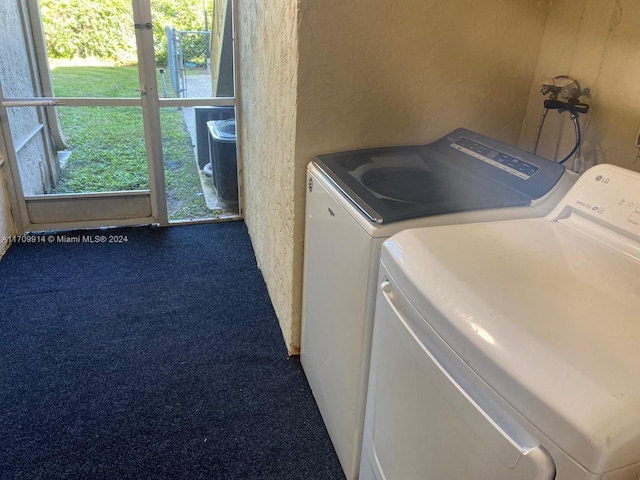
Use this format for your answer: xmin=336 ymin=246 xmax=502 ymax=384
xmin=595 ymin=175 xmax=610 ymax=184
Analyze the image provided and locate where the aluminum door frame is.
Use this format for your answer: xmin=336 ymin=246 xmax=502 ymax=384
xmin=0 ymin=0 xmax=242 ymax=233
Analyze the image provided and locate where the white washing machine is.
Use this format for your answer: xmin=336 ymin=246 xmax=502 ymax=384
xmin=300 ymin=128 xmax=578 ymax=480
xmin=361 ymin=164 xmax=640 ymax=480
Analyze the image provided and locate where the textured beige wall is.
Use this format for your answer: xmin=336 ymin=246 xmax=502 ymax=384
xmin=296 ymin=0 xmax=551 ymax=153
xmin=239 ymin=0 xmax=551 ymax=353
xmin=0 ymin=162 xmax=16 ymax=257
xmin=237 ymin=0 xmax=301 ymax=351
xmin=520 ymin=0 xmax=640 ymax=172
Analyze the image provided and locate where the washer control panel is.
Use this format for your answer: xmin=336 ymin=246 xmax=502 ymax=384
xmin=451 ymin=137 xmax=539 ymax=180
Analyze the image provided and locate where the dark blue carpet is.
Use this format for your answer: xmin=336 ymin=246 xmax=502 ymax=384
xmin=0 ymin=222 xmax=344 ymax=480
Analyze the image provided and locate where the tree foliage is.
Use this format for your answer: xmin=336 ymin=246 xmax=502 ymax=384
xmin=40 ymin=0 xmax=210 ymax=65
xmin=41 ymin=0 xmax=135 ymax=61
xmin=152 ymin=0 xmax=210 ymax=67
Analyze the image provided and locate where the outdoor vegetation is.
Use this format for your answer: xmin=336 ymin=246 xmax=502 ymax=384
xmin=51 ymin=65 xmax=211 ymax=220
xmin=41 ymin=0 xmax=215 ymax=220
xmin=41 ymin=0 xmax=211 ymax=67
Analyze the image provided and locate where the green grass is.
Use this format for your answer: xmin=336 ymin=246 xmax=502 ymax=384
xmin=50 ymin=65 xmax=141 ymax=97
xmin=51 ymin=64 xmax=210 ymax=220
xmin=160 ymin=107 xmax=211 ymax=219
xmin=53 ymin=106 xmax=148 ymax=192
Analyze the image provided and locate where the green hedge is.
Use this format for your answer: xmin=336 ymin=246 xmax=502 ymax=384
xmin=41 ymin=0 xmax=211 ymax=65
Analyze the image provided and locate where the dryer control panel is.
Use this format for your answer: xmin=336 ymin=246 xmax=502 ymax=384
xmin=549 ymin=164 xmax=640 ymax=239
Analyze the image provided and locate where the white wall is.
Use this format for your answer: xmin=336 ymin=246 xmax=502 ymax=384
xmin=239 ymin=0 xmax=551 ymax=353
xmin=520 ymin=0 xmax=640 ymax=172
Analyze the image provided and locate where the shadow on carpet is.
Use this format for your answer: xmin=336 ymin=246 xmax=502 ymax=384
xmin=0 ymin=222 xmax=345 ymax=480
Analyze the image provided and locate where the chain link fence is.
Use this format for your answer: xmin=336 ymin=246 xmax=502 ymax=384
xmin=164 ymin=27 xmax=211 ymax=98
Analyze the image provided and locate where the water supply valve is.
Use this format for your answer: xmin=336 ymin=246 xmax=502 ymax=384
xmin=540 ymin=75 xmax=590 ymax=114
xmin=535 ymin=75 xmax=591 ymax=171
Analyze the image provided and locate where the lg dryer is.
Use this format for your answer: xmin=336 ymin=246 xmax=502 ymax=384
xmin=300 ymin=128 xmax=577 ymax=480
xmin=361 ymin=164 xmax=640 ymax=479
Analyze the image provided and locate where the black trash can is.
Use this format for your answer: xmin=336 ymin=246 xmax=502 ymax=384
xmin=207 ymin=118 xmax=238 ymax=207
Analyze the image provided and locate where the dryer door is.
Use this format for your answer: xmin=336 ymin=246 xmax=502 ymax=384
xmin=359 ymin=274 xmax=556 ymax=480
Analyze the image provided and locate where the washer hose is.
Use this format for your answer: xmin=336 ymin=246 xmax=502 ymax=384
xmin=533 ymin=101 xmax=586 ymax=166
xmin=558 ymin=112 xmax=581 ymax=165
